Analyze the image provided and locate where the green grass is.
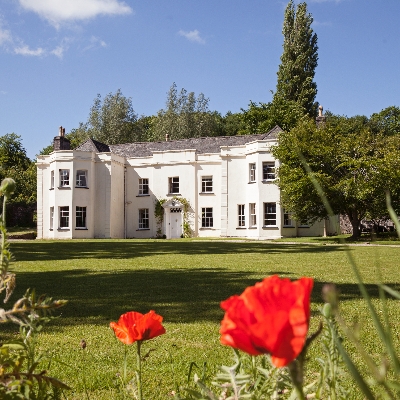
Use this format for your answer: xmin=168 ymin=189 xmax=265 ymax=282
xmin=4 ymin=239 xmax=400 ymax=399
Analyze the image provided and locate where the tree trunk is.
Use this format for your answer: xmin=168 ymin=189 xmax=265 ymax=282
xmin=347 ymin=210 xmax=361 ymax=239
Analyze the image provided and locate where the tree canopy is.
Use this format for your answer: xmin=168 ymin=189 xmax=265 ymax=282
xmin=272 ymin=109 xmax=400 ymax=238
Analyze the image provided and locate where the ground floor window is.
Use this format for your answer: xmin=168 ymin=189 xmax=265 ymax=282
xmin=249 ymin=203 xmax=256 ymax=227
xmin=238 ymin=204 xmax=245 ymax=227
xmin=283 ymin=210 xmax=293 ymax=227
xmin=139 ymin=208 xmax=149 ymax=229
xmin=59 ymin=206 xmax=69 ymax=228
xmin=201 ymin=207 xmax=213 ymax=228
xmin=50 ymin=207 xmax=54 ymax=229
xmin=263 ymin=202 xmax=276 ymax=226
xmin=76 ymin=206 xmax=87 ymax=228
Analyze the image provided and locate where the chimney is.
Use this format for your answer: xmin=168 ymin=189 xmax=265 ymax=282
xmin=165 ymin=133 xmax=170 ymax=142
xmin=316 ymin=105 xmax=326 ymax=128
xmin=53 ymin=125 xmax=71 ymax=151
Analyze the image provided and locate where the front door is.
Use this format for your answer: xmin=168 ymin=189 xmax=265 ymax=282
xmin=169 ymin=209 xmax=182 ymax=239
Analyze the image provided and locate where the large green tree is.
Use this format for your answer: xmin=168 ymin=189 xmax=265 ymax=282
xmin=273 ymin=0 xmax=318 ymax=117
xmin=152 ymin=83 xmax=220 ymax=140
xmin=272 ymin=112 xmax=400 ymax=238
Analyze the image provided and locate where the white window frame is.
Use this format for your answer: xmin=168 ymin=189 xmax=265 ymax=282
xmin=59 ymin=169 xmax=70 ymax=187
xmin=262 ymin=162 xmax=275 ymax=181
xmin=76 ymin=170 xmax=88 ymax=187
xmin=59 ymin=206 xmax=69 ymax=229
xmin=238 ymin=204 xmax=245 ymax=227
xmin=50 ymin=207 xmax=54 ymax=229
xmin=263 ymin=202 xmax=276 ymax=226
xmin=283 ymin=210 xmax=294 ymax=227
xmin=76 ymin=206 xmax=87 ymax=229
xmin=201 ymin=176 xmax=213 ymax=193
xmin=139 ymin=178 xmax=149 ymax=195
xmin=249 ymin=203 xmax=257 ymax=227
xmin=50 ymin=171 xmax=54 ymax=189
xmin=201 ymin=207 xmax=213 ymax=228
xmin=249 ymin=163 xmax=256 ymax=182
xmin=169 ymin=177 xmax=179 ymax=194
xmin=138 ymin=208 xmax=149 ymax=229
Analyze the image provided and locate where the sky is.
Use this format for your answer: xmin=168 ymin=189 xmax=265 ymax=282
xmin=0 ymin=0 xmax=399 ymax=159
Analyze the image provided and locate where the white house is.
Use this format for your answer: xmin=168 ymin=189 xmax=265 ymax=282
xmin=36 ymin=126 xmax=337 ymax=240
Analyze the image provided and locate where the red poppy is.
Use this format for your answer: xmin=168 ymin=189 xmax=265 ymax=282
xmin=110 ymin=310 xmax=166 ymax=345
xmin=220 ymin=275 xmax=313 ymax=367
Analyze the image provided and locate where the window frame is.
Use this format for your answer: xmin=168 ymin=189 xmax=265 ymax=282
xmin=263 ymin=202 xmax=277 ymax=226
xmin=249 ymin=203 xmax=257 ymax=227
xmin=75 ymin=206 xmax=87 ymax=229
xmin=138 ymin=208 xmax=150 ymax=229
xmin=262 ymin=162 xmax=275 ymax=181
xmin=201 ymin=176 xmax=213 ymax=193
xmin=249 ymin=163 xmax=256 ymax=182
xmin=59 ymin=169 xmax=70 ymax=187
xmin=50 ymin=206 xmax=54 ymax=230
xmin=138 ymin=178 xmax=149 ymax=195
xmin=59 ymin=206 xmax=69 ymax=229
xmin=76 ymin=170 xmax=88 ymax=188
xmin=238 ymin=204 xmax=245 ymax=227
xmin=169 ymin=177 xmax=180 ymax=194
xmin=201 ymin=207 xmax=213 ymax=228
xmin=50 ymin=171 xmax=55 ymax=189
xmin=283 ymin=210 xmax=294 ymax=227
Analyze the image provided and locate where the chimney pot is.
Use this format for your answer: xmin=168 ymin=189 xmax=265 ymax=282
xmin=59 ymin=126 xmax=63 ymax=136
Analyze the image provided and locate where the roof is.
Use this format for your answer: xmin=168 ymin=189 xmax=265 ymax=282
xmin=74 ymin=125 xmax=282 ymax=158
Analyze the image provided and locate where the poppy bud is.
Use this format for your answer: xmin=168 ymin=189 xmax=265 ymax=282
xmin=0 ymin=178 xmax=16 ymax=198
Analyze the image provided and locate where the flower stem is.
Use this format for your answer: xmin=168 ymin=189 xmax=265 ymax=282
xmin=136 ymin=341 xmax=143 ymax=400
xmin=288 ymin=360 xmax=306 ymax=400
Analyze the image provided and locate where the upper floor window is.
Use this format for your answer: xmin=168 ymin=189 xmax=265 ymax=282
xmin=76 ymin=170 xmax=87 ymax=187
xmin=262 ymin=162 xmax=275 ymax=181
xmin=201 ymin=207 xmax=213 ymax=228
xmin=249 ymin=203 xmax=257 ymax=227
xmin=201 ymin=176 xmax=213 ymax=193
xmin=264 ymin=202 xmax=276 ymax=226
xmin=50 ymin=171 xmax=54 ymax=189
xmin=238 ymin=204 xmax=245 ymax=227
xmin=59 ymin=206 xmax=69 ymax=228
xmin=249 ymin=163 xmax=256 ymax=182
xmin=169 ymin=177 xmax=179 ymax=194
xmin=138 ymin=208 xmax=149 ymax=229
xmin=76 ymin=206 xmax=87 ymax=229
xmin=139 ymin=178 xmax=149 ymax=195
xmin=59 ymin=169 xmax=70 ymax=187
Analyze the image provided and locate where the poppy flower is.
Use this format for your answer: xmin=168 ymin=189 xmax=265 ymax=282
xmin=110 ymin=310 xmax=166 ymax=345
xmin=220 ymin=275 xmax=313 ymax=367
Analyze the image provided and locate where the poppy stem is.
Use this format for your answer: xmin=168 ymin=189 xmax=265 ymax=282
xmin=288 ymin=360 xmax=306 ymax=400
xmin=136 ymin=340 xmax=143 ymax=400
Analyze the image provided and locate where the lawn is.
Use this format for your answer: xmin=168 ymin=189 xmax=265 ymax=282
xmin=4 ymin=239 xmax=400 ymax=399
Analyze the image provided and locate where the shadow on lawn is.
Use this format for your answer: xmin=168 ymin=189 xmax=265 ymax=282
xmin=9 ymin=266 xmax=400 ymax=329
xmin=10 ymin=239 xmax=346 ymax=261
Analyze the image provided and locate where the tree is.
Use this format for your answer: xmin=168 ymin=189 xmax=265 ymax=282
xmin=273 ymin=1 xmax=318 ymax=117
xmin=272 ymin=114 xmax=400 ymax=239
xmin=153 ymin=83 xmax=220 ymax=140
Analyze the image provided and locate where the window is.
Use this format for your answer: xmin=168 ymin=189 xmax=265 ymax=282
xmin=263 ymin=203 xmax=276 ymax=226
xmin=249 ymin=163 xmax=256 ymax=182
xmin=59 ymin=206 xmax=69 ymax=228
xmin=201 ymin=176 xmax=213 ymax=192
xmin=201 ymin=207 xmax=213 ymax=228
xmin=238 ymin=204 xmax=245 ymax=227
xmin=50 ymin=171 xmax=54 ymax=189
xmin=139 ymin=208 xmax=149 ymax=229
xmin=76 ymin=170 xmax=87 ymax=187
xmin=76 ymin=206 xmax=87 ymax=228
xmin=139 ymin=178 xmax=149 ymax=195
xmin=262 ymin=162 xmax=275 ymax=180
xmin=50 ymin=207 xmax=54 ymax=229
xmin=169 ymin=177 xmax=179 ymax=194
xmin=59 ymin=169 xmax=70 ymax=186
xmin=283 ymin=210 xmax=293 ymax=227
xmin=249 ymin=203 xmax=257 ymax=227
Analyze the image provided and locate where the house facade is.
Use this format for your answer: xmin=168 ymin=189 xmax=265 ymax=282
xmin=36 ymin=126 xmax=338 ymax=240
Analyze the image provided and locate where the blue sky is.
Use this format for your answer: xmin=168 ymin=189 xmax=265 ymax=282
xmin=0 ymin=0 xmax=399 ymax=159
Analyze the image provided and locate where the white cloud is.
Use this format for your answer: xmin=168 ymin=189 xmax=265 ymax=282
xmin=51 ymin=45 xmax=65 ymax=58
xmin=0 ymin=26 xmax=12 ymax=45
xmin=18 ymin=0 xmax=133 ymax=27
xmin=14 ymin=45 xmax=45 ymax=56
xmin=178 ymin=29 xmax=205 ymax=45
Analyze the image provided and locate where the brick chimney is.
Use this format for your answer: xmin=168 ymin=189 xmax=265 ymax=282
xmin=53 ymin=126 xmax=71 ymax=151
xmin=316 ymin=105 xmax=326 ymax=128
